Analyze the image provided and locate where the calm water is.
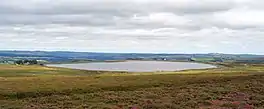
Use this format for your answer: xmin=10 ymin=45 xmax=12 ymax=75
xmin=48 ymin=61 xmax=216 ymax=72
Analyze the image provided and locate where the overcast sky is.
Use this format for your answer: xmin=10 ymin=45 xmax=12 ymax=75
xmin=0 ymin=0 xmax=264 ymax=54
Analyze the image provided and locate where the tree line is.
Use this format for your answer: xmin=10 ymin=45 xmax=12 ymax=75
xmin=14 ymin=59 xmax=38 ymax=65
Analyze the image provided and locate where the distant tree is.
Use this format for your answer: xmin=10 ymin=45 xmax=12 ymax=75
xmin=29 ymin=60 xmax=38 ymax=65
xmin=15 ymin=60 xmax=24 ymax=65
xmin=14 ymin=59 xmax=38 ymax=65
xmin=23 ymin=59 xmax=29 ymax=64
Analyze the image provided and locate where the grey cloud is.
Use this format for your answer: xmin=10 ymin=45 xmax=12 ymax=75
xmin=0 ymin=0 xmax=234 ymax=15
xmin=0 ymin=0 xmax=240 ymax=29
xmin=0 ymin=0 xmax=264 ymax=54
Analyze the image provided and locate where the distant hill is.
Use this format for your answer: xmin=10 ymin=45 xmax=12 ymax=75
xmin=0 ymin=51 xmax=264 ymax=64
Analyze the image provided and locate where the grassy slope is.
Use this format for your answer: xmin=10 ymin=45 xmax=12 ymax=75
xmin=0 ymin=64 xmax=264 ymax=109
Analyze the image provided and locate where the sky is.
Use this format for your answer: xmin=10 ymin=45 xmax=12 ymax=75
xmin=0 ymin=0 xmax=264 ymax=54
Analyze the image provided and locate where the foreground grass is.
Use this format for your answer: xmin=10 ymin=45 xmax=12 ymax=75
xmin=0 ymin=64 xmax=264 ymax=109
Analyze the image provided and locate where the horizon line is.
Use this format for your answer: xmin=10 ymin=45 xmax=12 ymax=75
xmin=0 ymin=50 xmax=263 ymax=55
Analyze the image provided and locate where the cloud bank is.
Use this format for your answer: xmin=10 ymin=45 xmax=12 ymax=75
xmin=1 ymin=0 xmax=264 ymax=54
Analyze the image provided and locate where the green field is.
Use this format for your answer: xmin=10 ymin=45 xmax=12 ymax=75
xmin=0 ymin=63 xmax=264 ymax=109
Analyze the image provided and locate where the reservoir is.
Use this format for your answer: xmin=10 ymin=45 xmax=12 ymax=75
xmin=48 ymin=61 xmax=216 ymax=72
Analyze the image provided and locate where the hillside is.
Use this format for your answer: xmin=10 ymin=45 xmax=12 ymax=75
xmin=0 ymin=63 xmax=264 ymax=108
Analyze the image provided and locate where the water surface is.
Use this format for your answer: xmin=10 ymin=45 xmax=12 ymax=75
xmin=48 ymin=61 xmax=216 ymax=72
